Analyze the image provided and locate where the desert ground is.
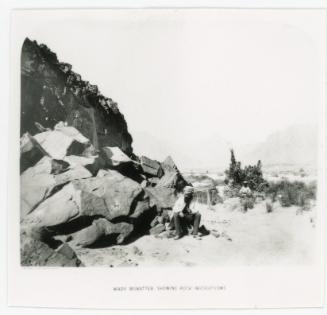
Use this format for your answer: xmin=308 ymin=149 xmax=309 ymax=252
xmin=74 ymin=200 xmax=316 ymax=267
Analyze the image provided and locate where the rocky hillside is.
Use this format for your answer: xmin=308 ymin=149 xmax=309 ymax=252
xmin=20 ymin=39 xmax=189 ymax=267
xmin=21 ymin=38 xmax=133 ymax=155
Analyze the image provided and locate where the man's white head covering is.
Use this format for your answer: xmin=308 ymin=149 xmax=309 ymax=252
xmin=184 ymin=186 xmax=194 ymax=195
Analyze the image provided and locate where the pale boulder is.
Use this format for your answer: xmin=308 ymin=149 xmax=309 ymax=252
xmin=34 ymin=130 xmax=74 ymax=160
xmin=71 ymin=218 xmax=106 ymax=247
xmin=73 ymin=170 xmax=143 ymax=220
xmin=20 ymin=157 xmax=55 ymax=218
xmin=80 ymin=191 xmax=108 ymax=218
xmin=64 ymin=155 xmax=96 ymax=168
xmin=54 ymin=122 xmax=89 ymax=144
xmin=101 ymin=146 xmax=132 ymax=167
xmin=101 ymin=220 xmax=134 ymax=244
xmin=145 ymin=186 xmax=177 ymax=209
xmin=54 ymin=166 xmax=92 ymax=186
xmin=25 ymin=183 xmax=81 ymax=227
xmin=71 ymin=218 xmax=133 ymax=247
xmin=157 ymin=156 xmax=188 ymax=191
xmin=33 ymin=124 xmax=89 ymax=160
xmin=20 ymin=231 xmax=82 ymax=267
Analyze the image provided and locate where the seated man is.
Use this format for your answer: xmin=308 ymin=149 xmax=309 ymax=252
xmin=172 ymin=186 xmax=201 ymax=240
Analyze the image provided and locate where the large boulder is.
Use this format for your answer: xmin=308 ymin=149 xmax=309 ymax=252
xmin=161 ymin=156 xmax=177 ymax=170
xmin=79 ymin=191 xmax=108 ymax=218
xmin=20 ymin=230 xmax=82 ymax=267
xmin=56 ymin=243 xmax=82 ymax=263
xmin=73 ymin=170 xmax=143 ymax=220
xmin=64 ymin=155 xmax=105 ymax=176
xmin=25 ymin=183 xmax=81 ymax=227
xmin=33 ymin=125 xmax=89 ymax=160
xmin=71 ymin=218 xmax=133 ymax=247
xmin=144 ymin=186 xmax=177 ymax=209
xmin=96 ymin=169 xmax=111 ymax=178
xmin=157 ymin=156 xmax=188 ymax=192
xmin=101 ymin=146 xmax=132 ymax=167
xmin=20 ymin=156 xmax=56 ymax=218
xmin=64 ymin=155 xmax=97 ymax=168
xmin=21 ymin=155 xmax=92 ymax=218
xmin=54 ymin=122 xmax=90 ymax=144
xmin=20 ymin=133 xmax=48 ymax=173
xmin=54 ymin=165 xmax=92 ymax=186
xmin=104 ymin=221 xmax=134 ymax=244
xmin=70 ymin=218 xmax=106 ymax=247
xmin=140 ymin=156 xmax=163 ymax=177
xmin=156 ymin=171 xmax=179 ymax=188
xmin=33 ymin=131 xmax=74 ymax=160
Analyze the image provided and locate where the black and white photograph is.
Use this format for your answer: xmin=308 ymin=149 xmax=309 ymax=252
xmin=7 ymin=6 xmax=326 ymax=310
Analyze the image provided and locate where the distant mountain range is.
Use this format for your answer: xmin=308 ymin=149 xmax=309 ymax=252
xmin=133 ymin=124 xmax=318 ymax=172
xmin=238 ymin=124 xmax=318 ymax=169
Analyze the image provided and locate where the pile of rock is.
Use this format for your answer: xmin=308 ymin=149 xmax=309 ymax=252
xmin=20 ymin=38 xmax=189 ymax=266
xmin=20 ymin=123 xmax=188 ymax=266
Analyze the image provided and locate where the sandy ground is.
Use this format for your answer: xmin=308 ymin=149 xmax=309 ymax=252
xmin=74 ymin=201 xmax=316 ymax=267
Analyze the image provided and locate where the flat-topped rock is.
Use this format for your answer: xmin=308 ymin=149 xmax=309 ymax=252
xmin=140 ymin=155 xmax=163 ymax=177
xmin=101 ymin=146 xmax=132 ymax=167
xmin=73 ymin=170 xmax=143 ymax=220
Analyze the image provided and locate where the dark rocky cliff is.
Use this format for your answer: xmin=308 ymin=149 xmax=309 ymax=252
xmin=21 ymin=38 xmax=133 ymax=155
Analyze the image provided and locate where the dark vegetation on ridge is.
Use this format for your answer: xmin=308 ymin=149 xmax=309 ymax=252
xmin=21 ymin=38 xmax=133 ymax=155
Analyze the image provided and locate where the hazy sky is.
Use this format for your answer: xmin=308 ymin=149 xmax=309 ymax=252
xmin=13 ymin=9 xmax=325 ymax=168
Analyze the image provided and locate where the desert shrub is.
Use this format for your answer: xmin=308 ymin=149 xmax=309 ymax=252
xmin=265 ymin=200 xmax=273 ymax=213
xmin=299 ymin=168 xmax=307 ymax=177
xmin=223 ymin=184 xmax=241 ymax=198
xmin=225 ymin=149 xmax=268 ymax=192
xmin=266 ymin=180 xmax=316 ymax=208
xmin=240 ymin=196 xmax=255 ymax=212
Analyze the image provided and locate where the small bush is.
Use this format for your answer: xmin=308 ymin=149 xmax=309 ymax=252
xmin=266 ymin=180 xmax=316 ymax=208
xmin=266 ymin=201 xmax=273 ymax=213
xmin=240 ymin=196 xmax=255 ymax=212
xmin=223 ymin=184 xmax=241 ymax=199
